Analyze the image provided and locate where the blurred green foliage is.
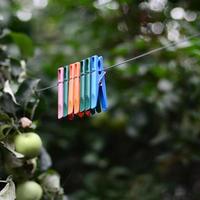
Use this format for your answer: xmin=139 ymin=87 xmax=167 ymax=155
xmin=1 ymin=0 xmax=200 ymax=199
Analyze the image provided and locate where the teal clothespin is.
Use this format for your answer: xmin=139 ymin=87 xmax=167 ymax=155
xmin=90 ymin=55 xmax=98 ymax=110
xmin=80 ymin=60 xmax=85 ymax=112
xmin=85 ymin=58 xmax=91 ymax=111
xmin=63 ymin=65 xmax=69 ymax=117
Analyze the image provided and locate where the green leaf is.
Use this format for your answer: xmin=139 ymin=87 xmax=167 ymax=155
xmin=10 ymin=32 xmax=34 ymax=58
xmin=0 ymin=113 xmax=11 ymax=123
xmin=0 ymin=177 xmax=16 ymax=200
xmin=3 ymin=80 xmax=19 ymax=105
xmin=1 ymin=141 xmax=24 ymax=159
xmin=0 ymin=124 xmax=11 ymax=140
xmin=0 ymin=94 xmax=19 ymax=114
xmin=10 ymin=58 xmax=25 ymax=80
xmin=16 ymin=78 xmax=40 ymax=106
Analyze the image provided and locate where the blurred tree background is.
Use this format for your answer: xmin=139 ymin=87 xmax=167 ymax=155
xmin=1 ymin=0 xmax=200 ymax=199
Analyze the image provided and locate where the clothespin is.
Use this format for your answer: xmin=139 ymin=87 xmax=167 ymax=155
xmin=85 ymin=58 xmax=91 ymax=117
xmin=90 ymin=55 xmax=98 ymax=111
xmin=74 ymin=62 xmax=80 ymax=114
xmin=96 ymin=56 xmax=108 ymax=112
xmin=58 ymin=67 xmax=64 ymax=119
xmin=78 ymin=60 xmax=86 ymax=118
xmin=68 ymin=63 xmax=75 ymax=117
xmin=58 ymin=55 xmax=108 ymax=120
xmin=63 ymin=65 xmax=69 ymax=117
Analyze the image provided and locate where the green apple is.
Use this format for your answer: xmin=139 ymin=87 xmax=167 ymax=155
xmin=14 ymin=132 xmax=42 ymax=159
xmin=16 ymin=181 xmax=43 ymax=200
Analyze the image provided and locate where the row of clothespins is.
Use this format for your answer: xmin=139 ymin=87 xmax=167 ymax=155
xmin=58 ymin=55 xmax=108 ymax=120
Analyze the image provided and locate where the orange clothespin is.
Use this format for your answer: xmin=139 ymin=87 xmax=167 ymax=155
xmin=74 ymin=62 xmax=80 ymax=114
xmin=68 ymin=63 xmax=75 ymax=119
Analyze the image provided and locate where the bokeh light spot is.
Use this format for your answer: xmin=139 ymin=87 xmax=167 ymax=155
xmin=33 ymin=0 xmax=48 ymax=9
xmin=16 ymin=10 xmax=32 ymax=21
xmin=171 ymin=7 xmax=185 ymax=20
xmin=151 ymin=22 xmax=164 ymax=35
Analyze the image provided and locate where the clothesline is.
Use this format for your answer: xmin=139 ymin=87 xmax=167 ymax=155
xmin=35 ymin=32 xmax=200 ymax=92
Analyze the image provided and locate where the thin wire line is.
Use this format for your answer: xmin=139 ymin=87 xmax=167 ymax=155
xmin=35 ymin=72 xmax=95 ymax=92
xmin=35 ymin=32 xmax=200 ymax=92
xmin=35 ymin=84 xmax=58 ymax=92
xmin=105 ymin=32 xmax=200 ymax=70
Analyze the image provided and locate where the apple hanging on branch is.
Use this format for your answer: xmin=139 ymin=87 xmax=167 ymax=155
xmin=16 ymin=181 xmax=43 ymax=200
xmin=14 ymin=132 xmax=42 ymax=159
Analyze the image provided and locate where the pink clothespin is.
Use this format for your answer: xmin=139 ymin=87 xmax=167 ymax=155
xmin=58 ymin=67 xmax=64 ymax=119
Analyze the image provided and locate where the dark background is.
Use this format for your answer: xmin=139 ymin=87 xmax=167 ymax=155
xmin=1 ymin=0 xmax=200 ymax=199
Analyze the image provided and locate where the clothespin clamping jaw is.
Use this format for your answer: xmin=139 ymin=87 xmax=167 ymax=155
xmin=58 ymin=67 xmax=64 ymax=119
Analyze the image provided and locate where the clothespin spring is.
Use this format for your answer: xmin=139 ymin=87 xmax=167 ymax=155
xmin=98 ymin=71 xmax=106 ymax=85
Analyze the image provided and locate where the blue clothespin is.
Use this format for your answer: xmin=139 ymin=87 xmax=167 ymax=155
xmin=97 ymin=56 xmax=108 ymax=112
xmin=90 ymin=55 xmax=98 ymax=110
xmin=91 ymin=56 xmax=108 ymax=113
xmin=63 ymin=65 xmax=69 ymax=117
